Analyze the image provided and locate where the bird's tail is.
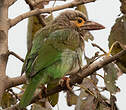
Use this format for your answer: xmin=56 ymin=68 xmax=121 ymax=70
xmin=19 ymin=74 xmax=42 ymax=109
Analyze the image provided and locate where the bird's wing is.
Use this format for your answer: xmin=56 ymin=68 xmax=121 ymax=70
xmin=19 ymin=29 xmax=80 ymax=109
xmin=23 ymin=28 xmax=79 ymax=78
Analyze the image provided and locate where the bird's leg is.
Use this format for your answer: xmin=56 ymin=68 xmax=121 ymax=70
xmin=38 ymin=85 xmax=47 ymax=99
xmin=65 ymin=77 xmax=71 ymax=90
xmin=38 ymin=92 xmax=42 ymax=99
xmin=59 ymin=77 xmax=72 ymax=91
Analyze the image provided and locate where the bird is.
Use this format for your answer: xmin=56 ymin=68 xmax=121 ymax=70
xmin=19 ymin=10 xmax=104 ymax=109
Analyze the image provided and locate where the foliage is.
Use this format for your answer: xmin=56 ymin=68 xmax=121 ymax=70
xmin=1 ymin=90 xmax=17 ymax=109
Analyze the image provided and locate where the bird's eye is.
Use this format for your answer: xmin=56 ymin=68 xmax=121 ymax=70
xmin=70 ymin=17 xmax=85 ymax=27
xmin=77 ymin=19 xmax=82 ymax=23
xmin=75 ymin=17 xmax=85 ymax=27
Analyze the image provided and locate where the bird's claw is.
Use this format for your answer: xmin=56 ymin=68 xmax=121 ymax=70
xmin=38 ymin=91 xmax=43 ymax=99
xmin=38 ymin=85 xmax=47 ymax=99
xmin=59 ymin=77 xmax=72 ymax=91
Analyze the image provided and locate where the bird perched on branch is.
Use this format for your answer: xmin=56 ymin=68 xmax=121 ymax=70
xmin=19 ymin=10 xmax=104 ymax=109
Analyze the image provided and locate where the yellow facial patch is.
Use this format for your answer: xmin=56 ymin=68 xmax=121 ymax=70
xmin=74 ymin=17 xmax=85 ymax=27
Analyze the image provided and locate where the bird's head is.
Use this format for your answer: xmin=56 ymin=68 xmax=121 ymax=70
xmin=54 ymin=10 xmax=105 ymax=31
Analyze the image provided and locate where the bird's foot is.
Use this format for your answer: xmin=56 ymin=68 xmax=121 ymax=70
xmin=38 ymin=91 xmax=43 ymax=99
xmin=59 ymin=77 xmax=72 ymax=91
xmin=38 ymin=85 xmax=47 ymax=99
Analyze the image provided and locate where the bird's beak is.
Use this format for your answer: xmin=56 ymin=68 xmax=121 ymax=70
xmin=80 ymin=21 xmax=105 ymax=30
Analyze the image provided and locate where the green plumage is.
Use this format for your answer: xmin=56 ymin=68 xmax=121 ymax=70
xmin=19 ymin=10 xmax=104 ymax=109
xmin=19 ymin=10 xmax=86 ymax=109
xmin=19 ymin=27 xmax=83 ymax=108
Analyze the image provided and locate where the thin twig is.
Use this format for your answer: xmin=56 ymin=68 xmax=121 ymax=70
xmin=9 ymin=0 xmax=96 ymax=28
xmin=98 ymin=87 xmax=107 ymax=92
xmin=9 ymin=51 xmax=24 ymax=62
xmin=8 ymin=88 xmax=20 ymax=101
xmin=14 ymin=86 xmax=24 ymax=92
xmin=52 ymin=0 xmax=56 ymax=7
xmin=75 ymin=84 xmax=96 ymax=97
xmin=95 ymin=73 xmax=104 ymax=79
xmin=92 ymin=43 xmax=107 ymax=54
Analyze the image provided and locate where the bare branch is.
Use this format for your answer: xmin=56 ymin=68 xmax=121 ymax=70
xmin=0 ymin=0 xmax=9 ymax=102
xmin=3 ymin=49 xmax=126 ymax=110
xmin=25 ymin=0 xmax=46 ymax=27
xmin=27 ymin=0 xmax=66 ymax=7
xmin=92 ymin=43 xmax=107 ymax=54
xmin=9 ymin=0 xmax=96 ymax=28
xmin=6 ymin=75 xmax=26 ymax=89
xmin=8 ymin=0 xmax=17 ymax=6
xmin=9 ymin=51 xmax=24 ymax=62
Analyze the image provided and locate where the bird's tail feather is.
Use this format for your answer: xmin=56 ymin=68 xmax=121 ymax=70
xmin=19 ymin=74 xmax=42 ymax=109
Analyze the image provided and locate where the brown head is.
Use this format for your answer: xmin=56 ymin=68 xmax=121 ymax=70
xmin=53 ymin=10 xmax=105 ymax=31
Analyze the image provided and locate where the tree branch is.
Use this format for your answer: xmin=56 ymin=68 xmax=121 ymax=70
xmin=8 ymin=0 xmax=17 ymax=6
xmin=26 ymin=0 xmax=66 ymax=7
xmin=6 ymin=75 xmax=26 ymax=89
xmin=3 ymin=49 xmax=126 ymax=110
xmin=0 ymin=75 xmax=26 ymax=101
xmin=0 ymin=0 xmax=9 ymax=102
xmin=43 ymin=49 xmax=126 ymax=97
xmin=9 ymin=51 xmax=24 ymax=62
xmin=92 ymin=43 xmax=107 ymax=54
xmin=9 ymin=0 xmax=96 ymax=28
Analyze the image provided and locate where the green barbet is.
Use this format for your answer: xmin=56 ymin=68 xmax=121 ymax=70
xmin=19 ymin=10 xmax=104 ymax=108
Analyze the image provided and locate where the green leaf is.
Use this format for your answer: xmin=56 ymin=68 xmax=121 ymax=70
xmin=27 ymin=16 xmax=43 ymax=51
xmin=108 ymin=16 xmax=126 ymax=73
xmin=27 ymin=14 xmax=54 ymax=52
xmin=120 ymin=0 xmax=126 ymax=14
xmin=96 ymin=103 xmax=110 ymax=110
xmin=103 ymin=63 xmax=119 ymax=94
xmin=109 ymin=41 xmax=126 ymax=73
xmin=108 ymin=16 xmax=126 ymax=47
xmin=0 ymin=91 xmax=17 ymax=109
xmin=76 ymin=78 xmax=98 ymax=110
xmin=66 ymin=91 xmax=78 ymax=106
xmin=47 ymin=79 xmax=59 ymax=107
xmin=27 ymin=0 xmax=51 ymax=51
